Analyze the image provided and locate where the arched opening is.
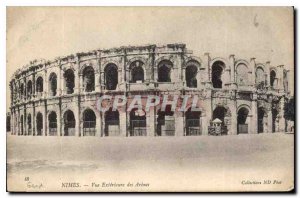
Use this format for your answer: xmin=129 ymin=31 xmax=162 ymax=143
xmin=212 ymin=106 xmax=229 ymax=135
xmin=104 ymin=108 xmax=120 ymax=136
xmin=27 ymin=80 xmax=32 ymax=99
xmin=130 ymin=61 xmax=144 ymax=83
xmin=212 ymin=61 xmax=225 ymax=88
xmin=6 ymin=115 xmax=11 ymax=132
xmin=283 ymin=70 xmax=288 ymax=93
xmin=157 ymin=105 xmax=175 ymax=136
xmin=36 ymin=77 xmax=43 ymax=95
xmin=255 ymin=67 xmax=265 ymax=89
xmin=49 ymin=73 xmax=57 ymax=96
xmin=270 ymin=70 xmax=276 ymax=88
xmin=63 ymin=110 xmax=75 ymax=136
xmin=185 ymin=108 xmax=201 ymax=136
xmin=272 ymin=108 xmax=279 ymax=133
xmin=237 ymin=107 xmax=249 ymax=134
xmin=186 ymin=65 xmax=198 ymax=88
xmin=83 ymin=109 xmax=96 ymax=136
xmin=104 ymin=64 xmax=118 ymax=90
xmin=20 ymin=83 xmax=24 ymax=99
xmin=258 ymin=107 xmax=266 ymax=133
xmin=48 ymin=111 xmax=57 ymax=136
xmin=27 ymin=114 xmax=32 ymax=135
xmin=20 ymin=115 xmax=24 ymax=135
xmin=130 ymin=108 xmax=146 ymax=136
xmin=236 ymin=63 xmax=248 ymax=86
xmin=36 ymin=112 xmax=43 ymax=136
xmin=83 ymin=66 xmax=95 ymax=92
xmin=64 ymin=69 xmax=75 ymax=94
xmin=158 ymin=60 xmax=172 ymax=82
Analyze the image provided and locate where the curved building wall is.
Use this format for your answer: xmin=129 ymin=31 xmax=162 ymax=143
xmin=8 ymin=44 xmax=290 ymax=137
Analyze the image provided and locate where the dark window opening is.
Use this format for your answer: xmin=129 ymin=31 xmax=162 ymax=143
xmin=272 ymin=108 xmax=278 ymax=133
xmin=105 ymin=64 xmax=118 ymax=90
xmin=130 ymin=61 xmax=144 ymax=83
xmin=27 ymin=81 xmax=32 ymax=99
xmin=237 ymin=107 xmax=249 ymax=134
xmin=27 ymin=114 xmax=32 ymax=135
xmin=64 ymin=69 xmax=75 ymax=94
xmin=158 ymin=60 xmax=172 ymax=82
xmin=49 ymin=73 xmax=57 ymax=96
xmin=20 ymin=84 xmax=24 ymax=99
xmin=36 ymin=113 xmax=43 ymax=136
xmin=105 ymin=108 xmax=120 ymax=136
xmin=83 ymin=109 xmax=96 ymax=136
xmin=63 ymin=110 xmax=75 ymax=136
xmin=212 ymin=61 xmax=224 ymax=88
xmin=83 ymin=67 xmax=95 ymax=92
xmin=270 ymin=70 xmax=276 ymax=88
xmin=186 ymin=65 xmax=198 ymax=88
xmin=283 ymin=70 xmax=288 ymax=92
xmin=36 ymin=77 xmax=43 ymax=93
xmin=157 ymin=105 xmax=175 ymax=136
xmin=185 ymin=108 xmax=201 ymax=136
xmin=20 ymin=115 xmax=24 ymax=135
xmin=6 ymin=115 xmax=11 ymax=132
xmin=258 ymin=107 xmax=265 ymax=133
xmin=48 ymin=111 xmax=57 ymax=136
xmin=255 ymin=67 xmax=265 ymax=89
xmin=130 ymin=108 xmax=146 ymax=136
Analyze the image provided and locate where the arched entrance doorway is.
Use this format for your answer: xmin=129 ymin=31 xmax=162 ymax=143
xmin=237 ymin=107 xmax=249 ymax=134
xmin=48 ymin=111 xmax=57 ymax=136
xmin=258 ymin=107 xmax=266 ymax=133
xmin=63 ymin=110 xmax=75 ymax=136
xmin=157 ymin=105 xmax=175 ymax=136
xmin=105 ymin=108 xmax=120 ymax=136
xmin=27 ymin=114 xmax=32 ymax=135
xmin=212 ymin=106 xmax=229 ymax=135
xmin=130 ymin=108 xmax=147 ymax=136
xmin=185 ymin=108 xmax=201 ymax=136
xmin=82 ymin=109 xmax=96 ymax=136
xmin=272 ymin=108 xmax=279 ymax=133
xmin=36 ymin=112 xmax=43 ymax=136
xmin=20 ymin=115 xmax=24 ymax=135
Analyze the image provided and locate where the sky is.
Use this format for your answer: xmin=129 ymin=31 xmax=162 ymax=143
xmin=6 ymin=7 xmax=294 ymax=110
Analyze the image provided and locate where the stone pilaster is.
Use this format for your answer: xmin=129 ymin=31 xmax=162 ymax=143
xmin=175 ymin=112 xmax=184 ymax=136
xmin=229 ymin=100 xmax=237 ymax=135
xmin=267 ymin=109 xmax=273 ymax=133
xmin=265 ymin=61 xmax=270 ymax=88
xmin=250 ymin=58 xmax=256 ymax=86
xmin=278 ymin=97 xmax=286 ymax=132
xmin=120 ymin=110 xmax=127 ymax=137
xmin=251 ymin=94 xmax=258 ymax=134
xmin=96 ymin=112 xmax=102 ymax=137
xmin=203 ymin=53 xmax=211 ymax=83
xmin=201 ymin=112 xmax=208 ymax=135
xmin=147 ymin=108 xmax=155 ymax=136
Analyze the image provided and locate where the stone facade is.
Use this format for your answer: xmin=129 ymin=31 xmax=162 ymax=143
xmin=8 ymin=43 xmax=291 ymax=137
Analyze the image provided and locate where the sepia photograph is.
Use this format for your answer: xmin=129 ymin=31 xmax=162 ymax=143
xmin=6 ymin=6 xmax=294 ymax=192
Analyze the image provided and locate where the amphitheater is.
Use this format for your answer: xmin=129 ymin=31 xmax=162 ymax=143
xmin=8 ymin=43 xmax=291 ymax=137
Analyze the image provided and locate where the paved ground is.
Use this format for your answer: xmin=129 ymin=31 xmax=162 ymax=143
xmin=7 ymin=133 xmax=294 ymax=192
